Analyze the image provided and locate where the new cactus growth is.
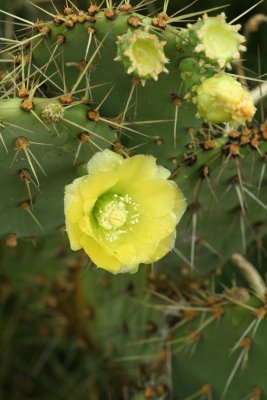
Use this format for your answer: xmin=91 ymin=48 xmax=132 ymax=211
xmin=115 ymin=28 xmax=169 ymax=82
xmin=0 ymin=0 xmax=266 ymax=398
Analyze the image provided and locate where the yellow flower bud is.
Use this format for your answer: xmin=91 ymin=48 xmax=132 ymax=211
xmin=64 ymin=150 xmax=187 ymax=274
xmin=196 ymin=74 xmax=256 ymax=125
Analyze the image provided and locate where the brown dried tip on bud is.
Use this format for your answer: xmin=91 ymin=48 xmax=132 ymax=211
xmin=158 ymin=11 xmax=169 ymax=20
xmin=171 ymin=93 xmax=182 ymax=107
xmin=212 ymin=305 xmax=224 ymax=318
xmin=79 ymin=60 xmax=88 ymax=71
xmin=131 ymin=77 xmax=140 ymax=86
xmin=152 ymin=16 xmax=167 ymax=29
xmin=71 ymin=15 xmax=78 ymax=23
xmin=57 ymin=34 xmax=66 ymax=45
xmin=21 ymin=98 xmax=34 ymax=111
xmin=153 ymin=137 xmax=163 ymax=146
xmin=240 ymin=135 xmax=250 ymax=145
xmin=17 ymin=88 xmax=30 ymax=98
xmin=19 ymin=168 xmax=31 ymax=181
xmin=104 ymin=8 xmax=117 ymax=20
xmin=34 ymin=19 xmax=44 ymax=31
xmin=39 ymin=25 xmax=52 ymax=37
xmin=6 ymin=233 xmax=18 ymax=248
xmin=87 ymin=26 xmax=95 ymax=34
xmin=54 ymin=14 xmax=65 ymax=25
xmin=201 ymin=384 xmax=212 ymax=396
xmin=228 ymin=129 xmax=240 ymax=140
xmin=58 ymin=224 xmax=66 ymax=233
xmin=87 ymin=109 xmax=100 ymax=121
xmin=60 ymin=94 xmax=73 ymax=105
xmin=79 ymin=132 xmax=91 ymax=142
xmin=65 ymin=19 xmax=74 ymax=29
xmin=202 ymin=139 xmax=216 ymax=151
xmin=112 ymin=141 xmax=123 ymax=152
xmin=251 ymin=387 xmax=263 ymax=400
xmin=64 ymin=7 xmax=73 ymax=16
xmin=19 ymin=200 xmax=31 ymax=211
xmin=120 ymin=3 xmax=133 ymax=12
xmin=250 ymin=137 xmax=260 ymax=149
xmin=127 ymin=15 xmax=141 ymax=27
xmin=199 ymin=165 xmax=210 ymax=179
xmin=85 ymin=15 xmax=96 ymax=23
xmin=88 ymin=4 xmax=100 ymax=15
xmin=15 ymin=136 xmax=30 ymax=150
xmin=229 ymin=143 xmax=240 ymax=156
xmin=241 ymin=336 xmax=252 ymax=350
xmin=77 ymin=12 xmax=86 ymax=24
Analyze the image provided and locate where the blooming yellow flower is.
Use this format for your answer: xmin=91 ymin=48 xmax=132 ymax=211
xmin=64 ymin=150 xmax=186 ymax=274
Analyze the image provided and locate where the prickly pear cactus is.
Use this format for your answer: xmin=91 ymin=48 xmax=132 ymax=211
xmin=0 ymin=0 xmax=267 ymax=399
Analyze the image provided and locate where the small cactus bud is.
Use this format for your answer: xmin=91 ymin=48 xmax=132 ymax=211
xmin=41 ymin=103 xmax=64 ymax=124
xmin=178 ymin=13 xmax=246 ymax=69
xmin=115 ymin=28 xmax=169 ymax=82
xmin=196 ymin=74 xmax=256 ymax=125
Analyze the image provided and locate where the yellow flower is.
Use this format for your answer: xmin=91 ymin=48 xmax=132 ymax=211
xmin=64 ymin=150 xmax=186 ymax=274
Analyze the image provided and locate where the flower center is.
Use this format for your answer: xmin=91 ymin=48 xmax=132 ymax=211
xmin=132 ymin=39 xmax=159 ymax=71
xmin=93 ymin=193 xmax=140 ymax=242
xmin=202 ymin=23 xmax=238 ymax=60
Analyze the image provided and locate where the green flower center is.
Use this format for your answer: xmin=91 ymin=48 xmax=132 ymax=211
xmin=93 ymin=193 xmax=140 ymax=242
xmin=132 ymin=39 xmax=159 ymax=71
xmin=202 ymin=23 xmax=238 ymax=60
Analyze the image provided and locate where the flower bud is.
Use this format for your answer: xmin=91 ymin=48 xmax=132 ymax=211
xmin=196 ymin=74 xmax=256 ymax=125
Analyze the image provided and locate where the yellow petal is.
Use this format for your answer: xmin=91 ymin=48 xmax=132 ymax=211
xmin=87 ymin=149 xmax=123 ymax=174
xmin=132 ymin=212 xmax=177 ymax=243
xmin=128 ymin=178 xmax=177 ymax=217
xmin=114 ymin=155 xmax=157 ymax=192
xmin=113 ymin=242 xmax=137 ymax=265
xmin=145 ymin=231 xmax=176 ymax=263
xmin=79 ymin=170 xmax=118 ymax=202
xmin=65 ymin=221 xmax=82 ymax=250
xmin=80 ymin=234 xmax=122 ymax=273
xmin=64 ymin=179 xmax=85 ymax=224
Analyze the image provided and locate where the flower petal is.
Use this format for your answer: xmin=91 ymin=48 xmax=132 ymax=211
xmin=80 ymin=234 xmax=122 ymax=273
xmin=65 ymin=221 xmax=82 ymax=251
xmin=114 ymin=154 xmax=157 ymax=191
xmin=79 ymin=170 xmax=118 ymax=202
xmin=87 ymin=149 xmax=123 ymax=174
xmin=65 ymin=178 xmax=85 ymax=224
xmin=128 ymin=178 xmax=177 ymax=217
xmin=132 ymin=212 xmax=177 ymax=244
xmin=145 ymin=231 xmax=176 ymax=263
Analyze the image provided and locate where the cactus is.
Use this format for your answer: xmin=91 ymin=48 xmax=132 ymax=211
xmin=0 ymin=1 xmax=267 ymax=399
